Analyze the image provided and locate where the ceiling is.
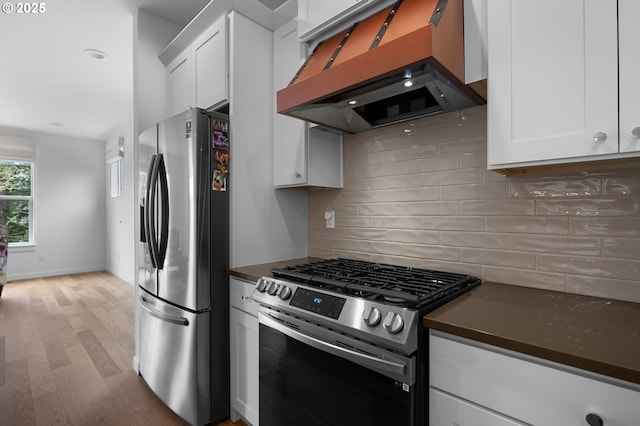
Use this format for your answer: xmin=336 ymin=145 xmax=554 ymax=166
xmin=0 ymin=0 xmax=284 ymax=142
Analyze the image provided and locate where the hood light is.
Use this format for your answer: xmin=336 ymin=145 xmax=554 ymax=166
xmin=348 ymin=99 xmax=357 ymax=105
xmin=403 ymin=80 xmax=414 ymax=88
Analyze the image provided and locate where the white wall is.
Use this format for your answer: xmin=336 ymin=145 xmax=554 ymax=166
xmin=104 ymin=124 xmax=135 ymax=284
xmin=2 ymin=126 xmax=106 ymax=280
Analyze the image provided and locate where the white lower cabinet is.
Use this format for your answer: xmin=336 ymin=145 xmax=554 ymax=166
xmin=430 ymin=388 xmax=525 ymax=426
xmin=229 ymin=277 xmax=259 ymax=426
xmin=430 ymin=331 xmax=640 ymax=426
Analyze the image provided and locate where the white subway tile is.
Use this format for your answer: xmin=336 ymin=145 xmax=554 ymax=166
xmin=403 ymin=244 xmax=460 ymax=261
xmin=422 ymin=216 xmax=485 ymax=231
xmin=441 ymin=182 xmax=509 ymax=200
xmin=567 ymin=275 xmax=640 ymax=303
xmin=538 ymin=255 xmax=640 ymax=281
xmin=371 ymin=174 xmax=422 ymax=189
xmin=421 ymin=168 xmax=483 ymax=187
xmin=461 ymin=199 xmax=535 ymax=216
xmin=509 ymin=235 xmax=602 ymax=256
xmin=483 ymin=267 xmax=566 ymax=292
xmin=536 ymin=198 xmax=640 ymax=216
xmin=510 ymin=178 xmax=602 ymax=198
xmin=461 ymin=248 xmax=536 ymax=269
xmin=603 ymin=237 xmax=640 ymax=260
xmin=357 ymin=203 xmax=404 ymax=216
xmin=604 ymin=176 xmax=640 ymax=195
xmin=486 ymin=216 xmax=568 ymax=234
xmin=441 ymin=232 xmax=509 ymax=249
xmin=570 ymin=217 xmax=640 ymax=236
xmin=403 ymin=201 xmax=460 ymax=216
xmin=388 ymin=229 xmax=440 ymax=244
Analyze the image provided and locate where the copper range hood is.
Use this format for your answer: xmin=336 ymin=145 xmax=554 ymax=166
xmin=277 ymin=0 xmax=485 ymax=133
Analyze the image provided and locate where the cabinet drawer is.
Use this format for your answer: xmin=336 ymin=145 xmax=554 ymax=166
xmin=229 ymin=277 xmax=258 ymax=316
xmin=430 ymin=388 xmax=525 ymax=426
xmin=430 ymin=332 xmax=640 ymax=426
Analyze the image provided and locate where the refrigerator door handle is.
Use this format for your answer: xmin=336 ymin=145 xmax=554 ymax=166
xmin=140 ymin=295 xmax=189 ymax=326
xmin=145 ymin=154 xmax=160 ymax=269
xmin=156 ymin=154 xmax=169 ymax=269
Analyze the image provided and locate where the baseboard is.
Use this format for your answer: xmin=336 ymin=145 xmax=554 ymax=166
xmin=7 ymin=266 xmax=106 ymax=282
xmin=132 ymin=356 xmax=140 ymax=374
xmin=105 ymin=267 xmax=134 ymax=285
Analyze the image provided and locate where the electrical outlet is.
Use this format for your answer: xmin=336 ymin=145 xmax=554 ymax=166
xmin=324 ymin=210 xmax=335 ymax=229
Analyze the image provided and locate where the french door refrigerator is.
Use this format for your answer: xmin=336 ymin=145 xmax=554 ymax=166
xmin=138 ymin=108 xmax=230 ymax=426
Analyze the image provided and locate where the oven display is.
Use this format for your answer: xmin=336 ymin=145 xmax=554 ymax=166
xmin=290 ymin=288 xmax=346 ymax=319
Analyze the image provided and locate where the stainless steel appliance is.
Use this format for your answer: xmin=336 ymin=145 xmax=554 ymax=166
xmin=138 ymin=108 xmax=230 ymax=426
xmin=253 ymin=258 xmax=480 ymax=426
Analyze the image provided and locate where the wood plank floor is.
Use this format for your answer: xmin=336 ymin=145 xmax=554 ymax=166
xmin=0 ymin=271 xmax=247 ymax=426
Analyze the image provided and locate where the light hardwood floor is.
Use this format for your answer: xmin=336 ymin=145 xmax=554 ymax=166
xmin=0 ymin=271 xmax=246 ymax=426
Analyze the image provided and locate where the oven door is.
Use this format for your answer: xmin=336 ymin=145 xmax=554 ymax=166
xmin=259 ymin=307 xmax=417 ymax=426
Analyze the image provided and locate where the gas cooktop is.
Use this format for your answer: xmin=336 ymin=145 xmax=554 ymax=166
xmin=269 ymin=258 xmax=480 ymax=311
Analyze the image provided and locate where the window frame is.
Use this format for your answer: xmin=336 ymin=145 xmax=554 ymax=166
xmin=0 ymin=159 xmax=35 ymax=248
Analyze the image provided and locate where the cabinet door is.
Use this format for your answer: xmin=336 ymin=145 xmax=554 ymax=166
xmin=430 ymin=332 xmax=640 ymax=426
xmin=619 ymin=0 xmax=640 ymax=153
xmin=430 ymin=389 xmax=526 ymax=426
xmin=274 ymin=20 xmax=308 ymax=187
xmin=194 ymin=16 xmax=228 ymax=110
xmin=229 ymin=307 xmax=259 ymax=426
xmin=487 ymin=0 xmax=618 ymax=168
xmin=168 ymin=53 xmax=192 ymax=117
xmin=297 ymin=0 xmax=368 ymax=40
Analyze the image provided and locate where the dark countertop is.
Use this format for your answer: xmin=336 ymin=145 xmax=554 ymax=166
xmin=424 ymin=282 xmax=640 ymax=386
xmin=228 ymin=257 xmax=321 ymax=283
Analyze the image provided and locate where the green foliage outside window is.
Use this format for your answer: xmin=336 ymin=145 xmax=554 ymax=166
xmin=0 ymin=161 xmax=33 ymax=244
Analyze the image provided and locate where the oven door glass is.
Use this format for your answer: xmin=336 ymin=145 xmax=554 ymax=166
xmin=259 ymin=320 xmax=415 ymax=426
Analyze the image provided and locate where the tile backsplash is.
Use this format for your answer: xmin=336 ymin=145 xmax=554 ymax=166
xmin=308 ymin=106 xmax=640 ymax=303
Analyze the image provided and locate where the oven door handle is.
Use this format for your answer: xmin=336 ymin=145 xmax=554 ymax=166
xmin=259 ymin=311 xmax=412 ymax=383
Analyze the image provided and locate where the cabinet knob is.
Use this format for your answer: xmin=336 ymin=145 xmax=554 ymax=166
xmin=295 ymin=172 xmax=302 ymax=178
xmin=631 ymin=127 xmax=640 ymax=139
xmin=586 ymin=413 xmax=603 ymax=426
xmin=593 ymin=132 xmax=607 ymax=143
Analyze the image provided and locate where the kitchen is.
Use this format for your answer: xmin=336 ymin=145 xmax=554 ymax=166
xmin=1 ymin=0 xmax=639 ymax=425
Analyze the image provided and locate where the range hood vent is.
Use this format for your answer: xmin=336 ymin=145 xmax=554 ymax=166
xmin=277 ymin=0 xmax=485 ymax=134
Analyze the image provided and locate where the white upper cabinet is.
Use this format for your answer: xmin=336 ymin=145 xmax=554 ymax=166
xmin=274 ymin=20 xmax=343 ymax=189
xmin=619 ymin=0 xmax=640 ymax=153
xmin=296 ymin=0 xmax=399 ymax=41
xmin=167 ymin=15 xmax=228 ymax=115
xmin=487 ymin=0 xmax=639 ymax=170
xmin=167 ymin=54 xmax=192 ymax=117
xmin=193 ymin=17 xmax=228 ymax=110
xmin=297 ymin=0 xmax=366 ymax=40
xmin=463 ymin=0 xmax=487 ymax=84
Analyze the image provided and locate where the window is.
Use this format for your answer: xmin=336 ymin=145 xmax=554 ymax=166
xmin=0 ymin=160 xmax=34 ymax=246
xmin=110 ymin=158 xmax=123 ymax=198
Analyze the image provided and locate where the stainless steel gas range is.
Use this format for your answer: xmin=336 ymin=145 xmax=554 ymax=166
xmin=252 ymin=258 xmax=480 ymax=426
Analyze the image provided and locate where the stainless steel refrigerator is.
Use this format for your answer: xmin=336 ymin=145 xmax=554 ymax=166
xmin=138 ymin=108 xmax=230 ymax=425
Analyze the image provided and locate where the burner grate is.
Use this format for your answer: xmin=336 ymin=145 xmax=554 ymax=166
xmin=270 ymin=258 xmax=480 ymax=309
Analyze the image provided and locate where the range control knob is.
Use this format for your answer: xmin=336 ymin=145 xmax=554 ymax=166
xmin=277 ymin=285 xmax=292 ymax=300
xmin=267 ymin=282 xmax=279 ymax=296
xmin=256 ymin=278 xmax=268 ymax=292
xmin=362 ymin=306 xmax=382 ymax=327
xmin=383 ymin=312 xmax=404 ymax=334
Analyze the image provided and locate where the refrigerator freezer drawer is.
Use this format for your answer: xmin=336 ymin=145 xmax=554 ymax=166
xmin=139 ymin=294 xmax=210 ymax=425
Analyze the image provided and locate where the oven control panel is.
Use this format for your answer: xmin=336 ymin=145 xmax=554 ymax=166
xmin=253 ymin=277 xmax=419 ymax=354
